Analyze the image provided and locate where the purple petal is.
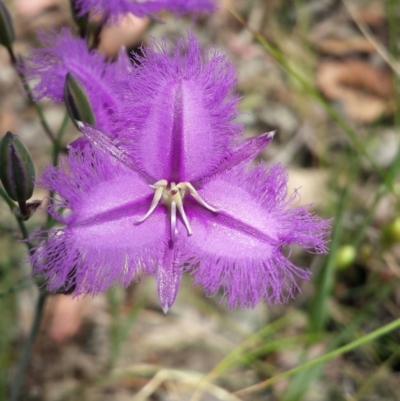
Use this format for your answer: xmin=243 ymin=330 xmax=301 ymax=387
xmin=67 ymin=136 xmax=89 ymax=151
xmin=30 ymin=147 xmax=169 ymax=295
xmin=182 ymin=164 xmax=330 ymax=308
xmin=112 ymin=33 xmax=241 ymax=182
xmin=75 ymin=0 xmax=216 ymax=20
xmin=20 ymin=28 xmax=126 ymax=134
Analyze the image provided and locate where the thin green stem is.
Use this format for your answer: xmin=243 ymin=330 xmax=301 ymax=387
xmin=235 ymin=316 xmax=400 ymax=396
xmin=46 ymin=111 xmax=69 ymax=229
xmin=9 ymin=292 xmax=47 ymax=401
xmin=52 ymin=111 xmax=69 ymax=166
xmin=7 ymin=48 xmax=56 ymax=144
xmin=309 ymin=156 xmax=359 ymax=332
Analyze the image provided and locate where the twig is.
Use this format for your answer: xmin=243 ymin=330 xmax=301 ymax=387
xmin=127 ymin=368 xmax=243 ymax=401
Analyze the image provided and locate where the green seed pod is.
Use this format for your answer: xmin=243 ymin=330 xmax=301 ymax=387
xmin=381 ymin=217 xmax=400 ymax=248
xmin=335 ymin=245 xmax=356 ymax=270
xmin=0 ymin=0 xmax=15 ymax=51
xmin=64 ymin=72 xmax=96 ymax=128
xmin=0 ymin=132 xmax=35 ymax=202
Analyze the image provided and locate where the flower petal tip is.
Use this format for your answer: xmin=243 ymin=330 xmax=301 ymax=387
xmin=162 ymin=306 xmax=169 ymax=315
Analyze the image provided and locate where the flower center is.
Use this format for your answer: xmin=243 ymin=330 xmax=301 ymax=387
xmin=136 ymin=180 xmax=218 ymax=242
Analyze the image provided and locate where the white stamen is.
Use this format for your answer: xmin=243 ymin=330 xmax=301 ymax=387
xmin=171 ymin=183 xmax=193 ymax=236
xmin=136 ymin=179 xmax=218 ymax=240
xmin=150 ymin=179 xmax=168 ymax=190
xmin=136 ymin=187 xmax=163 ymax=222
xmin=176 ymin=200 xmax=193 ymax=235
xmin=177 ymin=182 xmax=219 ymax=213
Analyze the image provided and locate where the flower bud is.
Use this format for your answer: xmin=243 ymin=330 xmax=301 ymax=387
xmin=0 ymin=0 xmax=15 ymax=51
xmin=64 ymin=73 xmax=96 ymax=129
xmin=0 ymin=131 xmax=35 ymax=203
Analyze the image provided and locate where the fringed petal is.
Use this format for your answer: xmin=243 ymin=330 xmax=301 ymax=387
xmin=74 ymin=0 xmax=216 ymax=21
xmin=181 ymin=164 xmax=330 ymax=308
xmin=19 ymin=28 xmax=126 ymax=134
xmin=112 ymin=33 xmax=241 ymax=182
xmin=30 ymin=147 xmax=169 ymax=295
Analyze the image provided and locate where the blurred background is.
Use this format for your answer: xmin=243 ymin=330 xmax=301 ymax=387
xmin=0 ymin=0 xmax=400 ymax=400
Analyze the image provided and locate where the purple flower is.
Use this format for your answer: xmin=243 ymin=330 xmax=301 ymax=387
xmin=20 ymin=28 xmax=130 ymax=136
xmin=30 ymin=34 xmax=330 ymax=311
xmin=74 ymin=0 xmax=216 ymax=21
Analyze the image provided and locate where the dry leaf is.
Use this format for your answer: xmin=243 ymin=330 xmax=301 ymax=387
xmin=317 ymin=60 xmax=392 ymax=122
xmin=314 ymin=36 xmax=375 ymax=56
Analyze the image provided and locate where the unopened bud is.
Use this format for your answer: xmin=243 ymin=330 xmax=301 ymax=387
xmin=0 ymin=131 xmax=35 ymax=203
xmin=0 ymin=1 xmax=15 ymax=51
xmin=335 ymin=245 xmax=356 ymax=270
xmin=64 ymin=73 xmax=96 ymax=129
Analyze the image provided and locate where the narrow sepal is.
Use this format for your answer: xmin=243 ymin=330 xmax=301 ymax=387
xmin=77 ymin=122 xmax=156 ymax=183
xmin=0 ymin=132 xmax=35 ymax=202
xmin=193 ymin=131 xmax=275 ymax=187
xmin=0 ymin=1 xmax=15 ymax=51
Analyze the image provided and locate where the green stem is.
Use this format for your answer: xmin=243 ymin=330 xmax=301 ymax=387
xmin=46 ymin=111 xmax=69 ymax=229
xmin=8 ymin=48 xmax=56 ymax=144
xmin=9 ymin=292 xmax=47 ymax=401
xmin=52 ymin=112 xmax=69 ymax=166
xmin=309 ymin=156 xmax=359 ymax=332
